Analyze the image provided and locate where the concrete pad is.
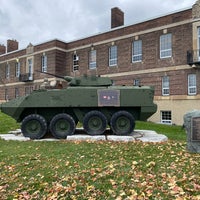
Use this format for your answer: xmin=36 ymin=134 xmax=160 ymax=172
xmin=107 ymin=135 xmax=135 ymax=142
xmin=9 ymin=129 xmax=21 ymax=135
xmin=67 ymin=135 xmax=106 ymax=141
xmin=0 ymin=134 xmax=30 ymax=141
xmin=34 ymin=138 xmax=59 ymax=142
xmin=0 ymin=129 xmax=168 ymax=142
xmin=134 ymin=130 xmax=168 ymax=142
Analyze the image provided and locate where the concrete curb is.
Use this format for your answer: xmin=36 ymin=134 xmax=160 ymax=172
xmin=0 ymin=129 xmax=168 ymax=142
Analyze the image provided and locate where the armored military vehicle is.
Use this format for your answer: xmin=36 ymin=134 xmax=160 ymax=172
xmin=0 ymin=74 xmax=157 ymax=139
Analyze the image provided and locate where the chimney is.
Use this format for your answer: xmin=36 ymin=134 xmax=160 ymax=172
xmin=0 ymin=44 xmax=6 ymax=55
xmin=7 ymin=39 xmax=18 ymax=53
xmin=111 ymin=7 xmax=124 ymax=29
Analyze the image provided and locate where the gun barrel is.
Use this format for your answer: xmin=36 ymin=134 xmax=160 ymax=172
xmin=36 ymin=70 xmax=73 ymax=82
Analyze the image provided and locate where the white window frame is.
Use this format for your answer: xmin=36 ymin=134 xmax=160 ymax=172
xmin=132 ymin=40 xmax=142 ymax=62
xmin=73 ymin=54 xmax=79 ymax=71
xmin=89 ymin=50 xmax=97 ymax=69
xmin=15 ymin=62 xmax=20 ymax=77
xmin=28 ymin=58 xmax=33 ymax=80
xmin=109 ymin=45 xmax=117 ymax=66
xmin=160 ymin=33 xmax=172 ymax=58
xmin=6 ymin=63 xmax=10 ymax=79
xmin=41 ymin=55 xmax=47 ymax=72
xmin=188 ymin=74 xmax=197 ymax=95
xmin=162 ymin=76 xmax=170 ymax=96
xmin=161 ymin=111 xmax=172 ymax=124
xmin=15 ymin=88 xmax=19 ymax=98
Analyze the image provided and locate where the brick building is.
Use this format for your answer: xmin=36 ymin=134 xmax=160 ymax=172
xmin=1 ymin=1 xmax=200 ymax=125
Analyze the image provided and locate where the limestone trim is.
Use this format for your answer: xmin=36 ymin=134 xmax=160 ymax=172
xmin=101 ymin=65 xmax=191 ymax=78
xmin=0 ymin=47 xmax=66 ymax=64
xmin=154 ymin=94 xmax=200 ymax=101
xmin=193 ymin=0 xmax=200 ymax=19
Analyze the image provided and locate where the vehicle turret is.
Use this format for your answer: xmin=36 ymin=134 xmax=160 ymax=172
xmin=39 ymin=71 xmax=113 ymax=87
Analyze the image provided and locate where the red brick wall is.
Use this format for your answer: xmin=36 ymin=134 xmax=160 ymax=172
xmin=0 ymin=45 xmax=6 ymax=55
xmin=65 ymin=22 xmax=192 ymax=75
xmin=67 ymin=9 xmax=192 ymax=49
xmin=111 ymin=7 xmax=124 ymax=28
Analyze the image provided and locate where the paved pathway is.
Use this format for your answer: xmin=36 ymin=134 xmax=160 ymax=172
xmin=0 ymin=129 xmax=168 ymax=142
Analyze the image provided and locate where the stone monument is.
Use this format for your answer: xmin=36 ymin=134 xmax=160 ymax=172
xmin=184 ymin=110 xmax=200 ymax=153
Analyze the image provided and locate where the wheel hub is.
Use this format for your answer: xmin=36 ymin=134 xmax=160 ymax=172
xmin=89 ymin=117 xmax=102 ymax=129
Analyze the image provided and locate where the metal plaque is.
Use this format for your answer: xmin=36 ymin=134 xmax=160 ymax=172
xmin=191 ymin=117 xmax=200 ymax=141
xmin=98 ymin=89 xmax=120 ymax=107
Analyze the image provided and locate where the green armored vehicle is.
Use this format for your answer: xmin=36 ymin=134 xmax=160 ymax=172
xmin=0 ymin=74 xmax=157 ymax=139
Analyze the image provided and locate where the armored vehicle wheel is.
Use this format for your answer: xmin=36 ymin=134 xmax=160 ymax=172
xmin=49 ymin=113 xmax=75 ymax=139
xmin=21 ymin=114 xmax=47 ymax=139
xmin=110 ymin=111 xmax=135 ymax=135
xmin=83 ymin=110 xmax=107 ymax=135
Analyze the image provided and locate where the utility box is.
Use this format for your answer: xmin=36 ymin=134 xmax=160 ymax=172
xmin=184 ymin=110 xmax=200 ymax=153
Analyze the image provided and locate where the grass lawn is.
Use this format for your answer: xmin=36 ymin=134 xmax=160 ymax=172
xmin=0 ymin=112 xmax=200 ymax=199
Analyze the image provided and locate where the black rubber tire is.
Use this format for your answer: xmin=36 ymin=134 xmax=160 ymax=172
xmin=83 ymin=110 xmax=107 ymax=135
xmin=110 ymin=111 xmax=135 ymax=135
xmin=21 ymin=114 xmax=47 ymax=139
xmin=49 ymin=113 xmax=75 ymax=139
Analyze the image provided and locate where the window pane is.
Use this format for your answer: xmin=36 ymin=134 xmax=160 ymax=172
xmin=89 ymin=50 xmax=96 ymax=69
xmin=41 ymin=55 xmax=47 ymax=72
xmin=15 ymin=62 xmax=20 ymax=77
xmin=162 ymin=76 xmax=169 ymax=95
xmin=160 ymin=34 xmax=172 ymax=58
xmin=132 ymin=40 xmax=142 ymax=62
xmin=6 ymin=64 xmax=10 ymax=79
xmin=73 ymin=54 xmax=79 ymax=71
xmin=109 ymin=46 xmax=117 ymax=66
xmin=161 ymin=111 xmax=172 ymax=124
xmin=133 ymin=79 xmax=140 ymax=86
xmin=188 ymin=74 xmax=197 ymax=95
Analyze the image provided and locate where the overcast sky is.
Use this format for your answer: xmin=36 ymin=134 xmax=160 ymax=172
xmin=0 ymin=0 xmax=196 ymax=49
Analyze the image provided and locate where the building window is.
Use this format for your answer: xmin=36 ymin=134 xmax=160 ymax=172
xmin=15 ymin=62 xmax=20 ymax=77
xmin=28 ymin=58 xmax=33 ymax=80
xmin=132 ymin=40 xmax=142 ymax=62
xmin=89 ymin=50 xmax=97 ymax=69
xmin=160 ymin=33 xmax=172 ymax=58
xmin=188 ymin=74 xmax=197 ymax=95
xmin=162 ymin=76 xmax=170 ymax=96
xmin=73 ymin=54 xmax=79 ymax=71
xmin=133 ymin=79 xmax=140 ymax=86
xmin=109 ymin=45 xmax=117 ymax=66
xmin=15 ymin=88 xmax=19 ymax=98
xmin=161 ymin=111 xmax=172 ymax=124
xmin=6 ymin=63 xmax=10 ymax=79
xmin=41 ymin=55 xmax=47 ymax=72
xmin=5 ymin=89 xmax=9 ymax=101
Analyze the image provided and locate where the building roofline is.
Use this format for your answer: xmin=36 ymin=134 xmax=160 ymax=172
xmin=0 ymin=5 xmax=192 ymax=58
xmin=112 ymin=6 xmax=192 ymax=30
xmin=64 ymin=6 xmax=192 ymax=44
